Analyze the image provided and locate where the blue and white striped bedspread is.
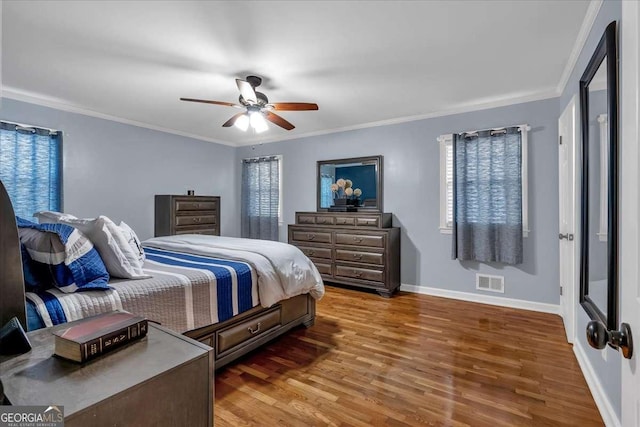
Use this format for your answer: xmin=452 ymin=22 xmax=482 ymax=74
xmin=26 ymin=247 xmax=259 ymax=333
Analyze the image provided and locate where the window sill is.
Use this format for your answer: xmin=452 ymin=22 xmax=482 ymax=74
xmin=440 ymin=227 xmax=530 ymax=238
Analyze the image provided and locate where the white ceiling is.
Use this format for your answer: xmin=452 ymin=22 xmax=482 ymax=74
xmin=2 ymin=1 xmax=592 ymax=147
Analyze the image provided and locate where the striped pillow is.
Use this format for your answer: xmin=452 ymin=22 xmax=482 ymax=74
xmin=17 ymin=217 xmax=110 ymax=293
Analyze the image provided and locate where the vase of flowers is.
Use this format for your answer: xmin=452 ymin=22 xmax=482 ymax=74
xmin=331 ymin=179 xmax=362 ymax=208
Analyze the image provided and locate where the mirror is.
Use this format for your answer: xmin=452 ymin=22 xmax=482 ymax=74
xmin=579 ymin=21 xmax=618 ymax=332
xmin=317 ymin=155 xmax=383 ymax=212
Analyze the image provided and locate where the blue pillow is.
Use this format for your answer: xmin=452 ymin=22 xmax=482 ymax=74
xmin=17 ymin=217 xmax=110 ymax=293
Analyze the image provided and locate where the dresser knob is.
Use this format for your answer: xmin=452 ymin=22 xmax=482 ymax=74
xmin=307 ymin=234 xmax=316 ymax=240
xmin=354 ymin=270 xmax=363 ymax=278
xmin=353 ymin=254 xmax=363 ymax=260
xmin=353 ymin=237 xmax=363 ymax=243
xmin=309 ymin=250 xmax=315 ymax=256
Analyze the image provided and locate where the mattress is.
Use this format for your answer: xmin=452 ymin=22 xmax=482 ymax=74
xmin=26 ymin=247 xmax=259 ymax=333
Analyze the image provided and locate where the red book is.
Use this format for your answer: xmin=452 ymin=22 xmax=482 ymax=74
xmin=52 ymin=311 xmax=148 ymax=363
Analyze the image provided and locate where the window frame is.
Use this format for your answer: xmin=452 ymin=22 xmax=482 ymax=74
xmin=439 ymin=127 xmax=529 ymax=237
xmin=242 ymin=154 xmax=283 ymax=225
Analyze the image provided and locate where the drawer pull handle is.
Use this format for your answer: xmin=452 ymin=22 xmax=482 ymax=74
xmin=307 ymin=234 xmax=316 ymax=240
xmin=354 ymin=270 xmax=363 ymax=278
xmin=248 ymin=322 xmax=262 ymax=335
xmin=317 ymin=219 xmax=326 ymax=224
xmin=353 ymin=237 xmax=363 ymax=243
xmin=353 ymin=254 xmax=363 ymax=260
xmin=194 ymin=203 xmax=200 ymax=209
xmin=194 ymin=218 xmax=201 ymax=223
xmin=309 ymin=250 xmax=315 ymax=256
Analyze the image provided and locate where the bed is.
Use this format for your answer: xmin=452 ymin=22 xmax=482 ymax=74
xmin=0 ymin=183 xmax=324 ymax=369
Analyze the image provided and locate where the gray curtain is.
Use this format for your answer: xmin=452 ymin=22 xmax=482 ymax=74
xmin=452 ymin=128 xmax=523 ymax=264
xmin=241 ymin=156 xmax=280 ymax=240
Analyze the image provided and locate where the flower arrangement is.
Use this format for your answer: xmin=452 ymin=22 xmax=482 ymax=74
xmin=331 ymin=178 xmax=362 ymax=203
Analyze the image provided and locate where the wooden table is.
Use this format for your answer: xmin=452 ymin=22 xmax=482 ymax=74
xmin=0 ymin=323 xmax=213 ymax=426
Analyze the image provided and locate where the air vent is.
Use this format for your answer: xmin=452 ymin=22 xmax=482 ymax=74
xmin=476 ymin=274 xmax=505 ymax=293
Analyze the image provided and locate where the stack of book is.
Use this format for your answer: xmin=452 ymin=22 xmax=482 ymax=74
xmin=53 ymin=311 xmax=148 ymax=363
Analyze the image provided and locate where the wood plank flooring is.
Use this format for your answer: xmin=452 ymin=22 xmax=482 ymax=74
xmin=215 ymin=287 xmax=603 ymax=426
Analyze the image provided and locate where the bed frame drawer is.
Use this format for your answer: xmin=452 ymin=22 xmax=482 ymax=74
xmin=216 ymin=308 xmax=281 ymax=355
xmin=335 ymin=249 xmax=384 ymax=265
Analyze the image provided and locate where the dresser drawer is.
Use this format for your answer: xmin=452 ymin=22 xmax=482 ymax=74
xmin=335 ymin=216 xmax=356 ymax=226
xmin=335 ymin=233 xmax=385 ymax=248
xmin=217 ymin=308 xmax=281 ymax=355
xmin=310 ymin=260 xmax=332 ymax=275
xmin=356 ymin=216 xmax=380 ymax=227
xmin=298 ymin=246 xmax=332 ymax=259
xmin=175 ymin=215 xmax=217 ymax=226
xmin=335 ymin=265 xmax=384 ymax=283
xmin=175 ymin=200 xmax=218 ymax=212
xmin=335 ymin=249 xmax=384 ymax=265
xmin=291 ymin=230 xmax=332 ymax=244
xmin=314 ymin=216 xmax=335 ymax=225
xmin=297 ymin=214 xmax=317 ymax=225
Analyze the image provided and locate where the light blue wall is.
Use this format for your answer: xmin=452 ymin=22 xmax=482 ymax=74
xmin=238 ymin=96 xmax=561 ymax=305
xmin=0 ymin=98 xmax=239 ymax=240
xmin=559 ymin=0 xmax=622 ymax=421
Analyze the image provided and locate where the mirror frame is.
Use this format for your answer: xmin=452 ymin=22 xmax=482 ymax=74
xmin=316 ymin=155 xmax=383 ymax=212
xmin=579 ymin=21 xmax=618 ymax=331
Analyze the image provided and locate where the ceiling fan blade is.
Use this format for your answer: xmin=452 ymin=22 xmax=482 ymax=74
xmin=270 ymin=102 xmax=319 ymax=111
xmin=180 ymin=98 xmax=242 ymax=108
xmin=236 ymin=79 xmax=257 ymax=104
xmin=264 ymin=111 xmax=295 ymax=130
xmin=222 ymin=112 xmax=247 ymax=128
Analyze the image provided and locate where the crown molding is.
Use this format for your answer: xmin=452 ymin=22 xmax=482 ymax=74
xmin=1 ymin=87 xmax=237 ymax=147
xmin=556 ymin=0 xmax=603 ymax=96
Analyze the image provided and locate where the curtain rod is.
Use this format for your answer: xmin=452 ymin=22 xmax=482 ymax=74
xmin=457 ymin=123 xmax=531 ymax=136
xmin=1 ymin=119 xmax=60 ymax=135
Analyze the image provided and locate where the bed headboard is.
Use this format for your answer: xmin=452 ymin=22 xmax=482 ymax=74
xmin=0 ymin=180 xmax=26 ymax=329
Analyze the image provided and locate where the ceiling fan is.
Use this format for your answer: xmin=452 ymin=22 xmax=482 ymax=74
xmin=180 ymin=75 xmax=318 ymax=133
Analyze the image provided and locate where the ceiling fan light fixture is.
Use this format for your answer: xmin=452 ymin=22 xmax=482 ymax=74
xmin=250 ymin=111 xmax=269 ymax=133
xmin=234 ymin=114 xmax=250 ymax=131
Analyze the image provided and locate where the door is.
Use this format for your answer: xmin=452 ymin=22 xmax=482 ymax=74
xmin=621 ymin=1 xmax=640 ymax=425
xmin=559 ymin=95 xmax=578 ymax=344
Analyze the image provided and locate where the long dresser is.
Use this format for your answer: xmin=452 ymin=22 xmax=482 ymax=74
xmin=155 ymin=195 xmax=220 ymax=237
xmin=288 ymin=211 xmax=400 ymax=297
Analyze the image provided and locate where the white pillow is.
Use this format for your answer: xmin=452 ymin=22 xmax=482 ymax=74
xmin=119 ymin=221 xmax=145 ymax=264
xmin=34 ymin=211 xmax=78 ymax=223
xmin=46 ymin=215 xmax=149 ymax=279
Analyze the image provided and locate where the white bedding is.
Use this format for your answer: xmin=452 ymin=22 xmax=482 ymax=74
xmin=143 ymin=235 xmax=325 ymax=307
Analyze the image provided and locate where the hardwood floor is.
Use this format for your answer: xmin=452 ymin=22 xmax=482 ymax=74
xmin=215 ymin=286 xmax=603 ymax=426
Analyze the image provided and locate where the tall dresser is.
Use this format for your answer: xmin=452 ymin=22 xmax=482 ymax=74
xmin=288 ymin=211 xmax=400 ymax=297
xmin=155 ymin=195 xmax=220 ymax=237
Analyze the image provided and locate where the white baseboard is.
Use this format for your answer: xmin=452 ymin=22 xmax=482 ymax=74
xmin=400 ymin=284 xmax=560 ymax=315
xmin=573 ymin=340 xmax=621 ymax=427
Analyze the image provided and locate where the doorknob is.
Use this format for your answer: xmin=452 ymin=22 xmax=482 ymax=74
xmin=586 ymin=320 xmax=633 ymax=359
xmin=559 ymin=233 xmax=574 ymax=241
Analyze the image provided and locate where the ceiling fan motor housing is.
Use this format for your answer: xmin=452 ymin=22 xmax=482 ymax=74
xmin=239 ymin=91 xmax=269 ymax=106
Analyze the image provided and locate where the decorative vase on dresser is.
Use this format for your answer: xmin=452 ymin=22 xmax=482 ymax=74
xmin=288 ymin=211 xmax=400 ymax=297
xmin=155 ymin=195 xmax=220 ymax=237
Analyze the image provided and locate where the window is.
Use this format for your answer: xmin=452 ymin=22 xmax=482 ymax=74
xmin=320 ymin=173 xmax=334 ymax=208
xmin=241 ymin=155 xmax=282 ymax=241
xmin=0 ymin=121 xmax=62 ymax=219
xmin=439 ymin=126 xmax=529 ymax=237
